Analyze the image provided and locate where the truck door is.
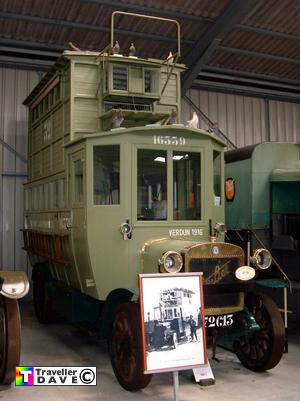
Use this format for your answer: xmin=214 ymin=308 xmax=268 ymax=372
xmin=69 ymin=150 xmax=97 ymax=298
xmin=86 ymin=143 xmax=131 ymax=298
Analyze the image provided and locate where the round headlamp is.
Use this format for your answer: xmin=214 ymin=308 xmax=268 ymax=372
xmin=159 ymin=251 xmax=183 ymax=273
xmin=250 ymin=248 xmax=272 ymax=270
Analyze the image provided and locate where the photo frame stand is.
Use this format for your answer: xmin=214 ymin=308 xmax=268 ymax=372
xmin=193 ymin=361 xmax=215 ymax=386
xmin=172 ymin=371 xmax=180 ymax=401
xmin=139 ymin=272 xmax=208 ymax=398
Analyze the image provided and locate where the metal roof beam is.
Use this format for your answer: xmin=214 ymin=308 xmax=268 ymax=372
xmin=0 ymin=45 xmax=61 ymax=59
xmin=0 ymin=58 xmax=51 ymax=71
xmin=181 ymin=0 xmax=258 ymax=94
xmin=82 ymin=0 xmax=213 ymax=23
xmin=235 ymin=24 xmax=300 ymax=42
xmin=0 ymin=38 xmax=66 ymax=52
xmin=0 ymin=12 xmax=193 ymax=45
xmin=2 ymin=5 xmax=298 ymax=45
xmin=204 ymin=66 xmax=300 ymax=87
xmin=84 ymin=0 xmax=300 ymax=45
xmin=196 ymin=71 xmax=300 ymax=91
xmin=218 ymin=45 xmax=300 ymax=65
xmin=0 ymin=38 xmax=64 ymax=61
xmin=193 ymin=78 xmax=300 ymax=102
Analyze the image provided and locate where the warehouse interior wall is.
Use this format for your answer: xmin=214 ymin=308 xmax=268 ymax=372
xmin=0 ymin=70 xmax=300 ymax=273
xmin=269 ymin=100 xmax=300 ymax=142
xmin=0 ymin=67 xmax=39 ymax=275
xmin=182 ymin=88 xmax=300 ymax=146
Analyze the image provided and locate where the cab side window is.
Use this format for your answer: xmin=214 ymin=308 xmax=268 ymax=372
xmin=213 ymin=150 xmax=221 ymax=206
xmin=74 ymin=159 xmax=84 ymax=203
xmin=94 ymin=145 xmax=120 ymax=205
xmin=173 ymin=151 xmax=201 ymax=220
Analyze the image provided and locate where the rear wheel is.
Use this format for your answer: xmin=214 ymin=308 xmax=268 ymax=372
xmin=234 ymin=292 xmax=285 ymax=371
xmin=109 ymin=302 xmax=152 ymax=391
xmin=33 ymin=275 xmax=53 ymax=324
xmin=0 ymin=295 xmax=21 ymax=384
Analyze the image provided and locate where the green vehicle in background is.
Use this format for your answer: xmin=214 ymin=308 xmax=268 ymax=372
xmin=225 ymin=141 xmax=300 ymax=316
xmin=22 ymin=12 xmax=285 ymax=391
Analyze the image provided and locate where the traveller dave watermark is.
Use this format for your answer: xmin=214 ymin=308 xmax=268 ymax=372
xmin=15 ymin=366 xmax=97 ymax=386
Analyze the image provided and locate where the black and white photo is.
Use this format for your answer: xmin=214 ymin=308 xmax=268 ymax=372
xmin=139 ymin=273 xmax=207 ymax=374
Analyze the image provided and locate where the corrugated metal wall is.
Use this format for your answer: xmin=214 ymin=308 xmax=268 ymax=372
xmin=0 ymin=67 xmax=39 ymax=274
xmin=269 ymin=100 xmax=300 ymax=142
xmin=182 ymin=88 xmax=300 ymax=146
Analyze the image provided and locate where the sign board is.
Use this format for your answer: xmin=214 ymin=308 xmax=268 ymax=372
xmin=139 ymin=273 xmax=207 ymax=374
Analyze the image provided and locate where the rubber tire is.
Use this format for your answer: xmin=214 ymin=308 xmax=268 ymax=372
xmin=234 ymin=292 xmax=285 ymax=372
xmin=0 ymin=295 xmax=21 ymax=384
xmin=109 ymin=302 xmax=152 ymax=391
xmin=33 ymin=276 xmax=53 ymax=324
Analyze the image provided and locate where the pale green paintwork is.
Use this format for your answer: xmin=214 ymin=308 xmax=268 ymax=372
xmin=66 ymin=126 xmax=225 ymax=299
xmin=225 ymin=142 xmax=300 ymax=230
xmin=24 ymin=50 xmax=226 ymax=301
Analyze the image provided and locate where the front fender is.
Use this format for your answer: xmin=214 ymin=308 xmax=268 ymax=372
xmin=0 ymin=271 xmax=29 ymax=299
xmin=99 ymin=288 xmax=134 ymax=339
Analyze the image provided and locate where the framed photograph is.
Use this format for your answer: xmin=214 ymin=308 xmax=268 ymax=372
xmin=139 ymin=273 xmax=207 ymax=374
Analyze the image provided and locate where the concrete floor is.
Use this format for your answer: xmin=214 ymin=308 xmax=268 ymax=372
xmin=1 ymin=301 xmax=300 ymax=401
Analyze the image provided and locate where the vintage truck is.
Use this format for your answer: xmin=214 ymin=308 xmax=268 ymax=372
xmin=22 ymin=12 xmax=285 ymax=391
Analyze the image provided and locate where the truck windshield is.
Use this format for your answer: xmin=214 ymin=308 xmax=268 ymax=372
xmin=137 ymin=149 xmax=201 ymax=221
xmin=173 ymin=151 xmax=201 ymax=220
xmin=137 ymin=149 xmax=167 ymax=220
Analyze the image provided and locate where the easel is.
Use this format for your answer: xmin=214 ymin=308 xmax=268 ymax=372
xmin=171 ymin=362 xmax=215 ymax=401
xmin=172 ymin=371 xmax=180 ymax=401
xmin=193 ymin=361 xmax=215 ymax=386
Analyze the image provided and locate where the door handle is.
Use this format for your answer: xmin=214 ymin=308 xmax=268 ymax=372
xmin=120 ymin=219 xmax=132 ymax=240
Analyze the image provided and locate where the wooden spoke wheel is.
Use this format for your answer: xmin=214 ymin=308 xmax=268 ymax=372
xmin=109 ymin=302 xmax=152 ymax=391
xmin=234 ymin=292 xmax=285 ymax=372
xmin=0 ymin=295 xmax=21 ymax=384
xmin=33 ymin=274 xmax=54 ymax=324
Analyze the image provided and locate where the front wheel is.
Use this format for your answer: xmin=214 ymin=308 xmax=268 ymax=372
xmin=109 ymin=302 xmax=152 ymax=391
xmin=0 ymin=295 xmax=21 ymax=384
xmin=234 ymin=292 xmax=285 ymax=371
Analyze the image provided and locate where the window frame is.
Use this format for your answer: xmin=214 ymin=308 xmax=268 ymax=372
xmin=93 ymin=144 xmax=121 ymax=206
xmin=110 ymin=63 xmax=129 ymax=93
xmin=143 ymin=67 xmax=160 ymax=95
xmin=213 ymin=148 xmax=223 ymax=207
xmin=172 ymin=150 xmax=202 ymax=221
xmin=70 ymin=151 xmax=86 ymax=206
xmin=136 ymin=147 xmax=168 ymax=221
xmin=133 ymin=144 xmax=204 ymax=225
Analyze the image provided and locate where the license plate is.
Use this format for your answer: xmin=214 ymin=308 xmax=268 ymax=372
xmin=205 ymin=314 xmax=233 ymax=328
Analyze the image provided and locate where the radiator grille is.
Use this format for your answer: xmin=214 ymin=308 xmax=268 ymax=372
xmin=183 ymin=243 xmax=245 ymax=315
xmin=189 ymin=257 xmax=240 ymax=285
